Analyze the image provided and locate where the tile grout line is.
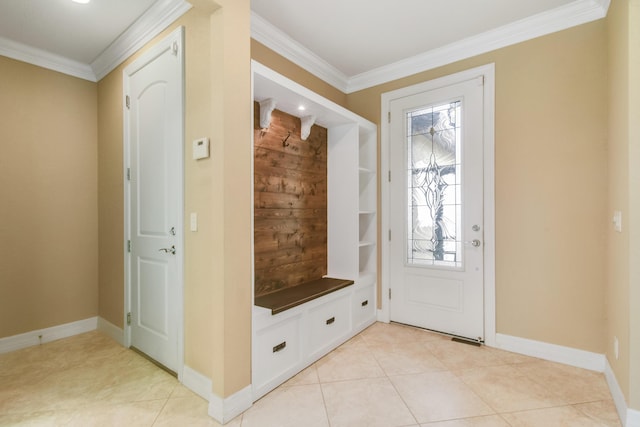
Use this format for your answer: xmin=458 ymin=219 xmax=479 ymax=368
xmin=362 ymin=333 xmax=421 ymax=427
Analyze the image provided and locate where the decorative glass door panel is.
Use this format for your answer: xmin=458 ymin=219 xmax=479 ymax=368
xmin=406 ymin=101 xmax=462 ymax=268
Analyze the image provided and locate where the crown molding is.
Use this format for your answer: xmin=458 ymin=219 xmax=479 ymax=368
xmin=0 ymin=36 xmax=96 ymax=81
xmin=251 ymin=0 xmax=610 ymax=94
xmin=250 ymin=11 xmax=349 ymax=93
xmin=348 ymin=0 xmax=610 ymax=92
xmin=91 ymin=0 xmax=192 ymax=81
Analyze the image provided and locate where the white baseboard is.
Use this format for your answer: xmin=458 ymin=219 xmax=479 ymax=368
xmin=0 ymin=317 xmax=98 ymax=354
xmin=181 ymin=365 xmax=212 ymax=401
xmin=97 ymin=317 xmax=124 ymax=346
xmin=605 ymin=358 xmax=629 ymax=425
xmin=208 ymin=385 xmax=253 ymax=425
xmin=376 ymin=309 xmax=389 ymax=323
xmin=628 ymin=409 xmax=640 ymax=427
xmin=494 ymin=333 xmax=606 ymax=372
xmin=604 ymin=359 xmax=640 ymax=427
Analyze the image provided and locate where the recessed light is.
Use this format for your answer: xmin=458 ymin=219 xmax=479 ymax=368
xmin=298 ymin=105 xmax=306 ymax=111
xmin=72 ymin=0 xmax=90 ymax=4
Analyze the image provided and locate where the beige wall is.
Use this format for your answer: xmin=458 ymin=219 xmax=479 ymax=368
xmin=607 ymin=0 xmax=640 ymax=411
xmin=606 ymin=0 xmax=631 ymax=404
xmin=97 ymin=0 xmax=252 ymax=397
xmin=629 ymin=0 xmax=640 ymax=410
xmin=97 ymin=57 xmax=125 ymax=329
xmin=0 ymin=56 xmax=98 ymax=338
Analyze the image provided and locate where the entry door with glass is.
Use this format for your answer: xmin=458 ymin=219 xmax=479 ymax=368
xmin=389 ymin=76 xmax=484 ymax=341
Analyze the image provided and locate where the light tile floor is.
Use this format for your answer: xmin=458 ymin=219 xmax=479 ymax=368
xmin=0 ymin=322 xmax=621 ymax=426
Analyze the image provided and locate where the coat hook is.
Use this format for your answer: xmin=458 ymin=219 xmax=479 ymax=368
xmin=282 ymin=131 xmax=291 ymax=147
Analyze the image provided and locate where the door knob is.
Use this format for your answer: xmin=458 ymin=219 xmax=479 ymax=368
xmin=464 ymin=239 xmax=481 ymax=247
xmin=159 ymin=245 xmax=176 ymax=255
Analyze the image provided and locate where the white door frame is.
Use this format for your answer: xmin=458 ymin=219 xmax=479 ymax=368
xmin=122 ymin=26 xmax=186 ymax=377
xmin=379 ymin=63 xmax=496 ymax=347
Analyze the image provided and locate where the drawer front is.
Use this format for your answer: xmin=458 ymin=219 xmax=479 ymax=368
xmin=253 ymin=315 xmax=301 ymax=389
xmin=308 ymin=294 xmax=351 ymax=357
xmin=353 ymin=285 xmax=375 ymax=330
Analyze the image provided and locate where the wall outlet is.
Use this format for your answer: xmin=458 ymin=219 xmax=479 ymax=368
xmin=192 ymin=138 xmax=210 ymax=160
xmin=614 ymin=336 xmax=619 ymax=360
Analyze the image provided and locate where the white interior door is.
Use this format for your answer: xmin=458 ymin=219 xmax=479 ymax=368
xmin=389 ymin=76 xmax=485 ymax=341
xmin=125 ymin=28 xmax=184 ymax=372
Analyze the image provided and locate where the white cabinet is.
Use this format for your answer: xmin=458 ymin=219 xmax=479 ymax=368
xmin=352 ymin=284 xmax=376 ymax=332
xmin=307 ymin=291 xmax=351 ymax=359
xmin=252 ymin=286 xmax=356 ymax=400
xmin=252 ymin=61 xmax=378 ymax=402
xmin=252 ymin=311 xmax=303 ymax=393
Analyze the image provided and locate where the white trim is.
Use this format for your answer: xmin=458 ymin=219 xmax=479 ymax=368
xmin=605 ymin=359 xmax=630 ymax=426
xmin=0 ymin=36 xmax=96 ymax=81
xmin=495 ymin=333 xmax=606 ymax=372
xmin=602 ymin=358 xmax=640 ymax=427
xmin=123 ymin=26 xmax=186 ymax=377
xmin=0 ymin=317 xmax=97 ymax=354
xmin=251 ymin=0 xmax=610 ymax=93
xmin=251 ymin=12 xmax=349 ymax=93
xmin=92 ymin=0 xmax=192 ymax=81
xmin=379 ymin=64 xmax=496 ymax=346
xmin=208 ymin=385 xmax=253 ymax=425
xmin=181 ymin=365 xmax=213 ymax=401
xmin=348 ymin=0 xmax=609 ymax=92
xmin=97 ymin=317 xmax=124 ymax=346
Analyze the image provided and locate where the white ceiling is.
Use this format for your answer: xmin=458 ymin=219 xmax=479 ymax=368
xmin=0 ymin=0 xmax=609 ymax=89
xmin=0 ymin=0 xmax=157 ymax=64
xmin=0 ymin=0 xmax=191 ymax=81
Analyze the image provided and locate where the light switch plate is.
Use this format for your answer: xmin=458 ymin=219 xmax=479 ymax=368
xmin=613 ymin=210 xmax=622 ymax=233
xmin=192 ymin=138 xmax=210 ymax=160
xmin=190 ymin=212 xmax=198 ymax=232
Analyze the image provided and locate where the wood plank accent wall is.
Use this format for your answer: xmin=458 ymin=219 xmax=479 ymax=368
xmin=254 ymin=102 xmax=328 ymax=297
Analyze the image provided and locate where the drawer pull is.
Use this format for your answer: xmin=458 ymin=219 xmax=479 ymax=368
xmin=272 ymin=341 xmax=286 ymax=353
xmin=361 ymin=300 xmax=369 ymax=307
xmin=326 ymin=317 xmax=335 ymax=325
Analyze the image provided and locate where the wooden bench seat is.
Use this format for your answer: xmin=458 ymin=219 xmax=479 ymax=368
xmin=254 ymin=277 xmax=354 ymax=315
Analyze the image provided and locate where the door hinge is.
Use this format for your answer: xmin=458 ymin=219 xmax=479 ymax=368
xmin=388 ymin=111 xmax=391 ymax=123
xmin=127 ymin=312 xmax=131 ymax=326
xmin=127 ymin=240 xmax=131 ymax=253
xmin=388 ymin=170 xmax=391 ymax=182
xmin=388 ymin=229 xmax=391 ymax=241
xmin=125 ymin=95 xmax=130 ymax=109
xmin=126 ymin=168 xmax=131 ymax=181
xmin=389 ymin=288 xmax=392 ymax=299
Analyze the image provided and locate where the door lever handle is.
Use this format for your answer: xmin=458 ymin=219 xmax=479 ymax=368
xmin=159 ymin=245 xmax=176 ymax=255
xmin=464 ymin=239 xmax=482 ymax=247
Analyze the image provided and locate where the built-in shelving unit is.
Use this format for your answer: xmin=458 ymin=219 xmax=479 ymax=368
xmin=251 ymin=61 xmax=378 ymax=401
xmin=358 ymin=127 xmax=377 ymax=288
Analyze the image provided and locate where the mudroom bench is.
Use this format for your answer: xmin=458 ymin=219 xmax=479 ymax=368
xmin=252 ymin=277 xmax=375 ymax=400
xmin=251 ymin=62 xmax=378 ymax=402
